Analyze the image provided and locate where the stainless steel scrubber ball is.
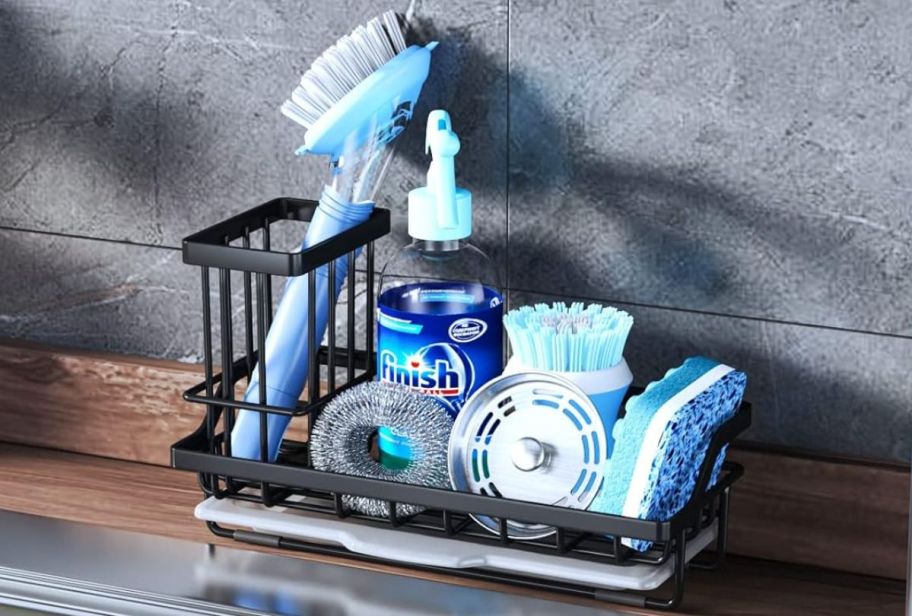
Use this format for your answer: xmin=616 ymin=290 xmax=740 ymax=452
xmin=310 ymin=381 xmax=453 ymax=518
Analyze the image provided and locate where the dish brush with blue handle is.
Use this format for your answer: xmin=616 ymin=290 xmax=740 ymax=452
xmin=231 ymin=11 xmax=437 ymax=461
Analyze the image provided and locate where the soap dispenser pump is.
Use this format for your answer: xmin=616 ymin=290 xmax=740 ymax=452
xmin=407 ymin=109 xmax=473 ymax=241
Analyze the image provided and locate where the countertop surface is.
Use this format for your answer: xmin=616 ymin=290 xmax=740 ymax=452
xmin=0 ymin=442 xmax=904 ymax=615
xmin=0 ymin=509 xmax=623 ymax=615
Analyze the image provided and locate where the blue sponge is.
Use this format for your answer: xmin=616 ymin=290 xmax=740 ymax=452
xmin=590 ymin=356 xmax=747 ymax=551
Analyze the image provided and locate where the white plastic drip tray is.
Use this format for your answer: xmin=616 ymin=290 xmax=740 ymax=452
xmin=196 ymin=495 xmax=716 ymax=592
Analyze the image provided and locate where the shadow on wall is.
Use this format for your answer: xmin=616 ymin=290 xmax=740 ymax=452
xmin=401 ymin=17 xmax=732 ymax=300
xmin=404 ymin=15 xmax=903 ymax=335
xmin=400 ymin=16 xmax=731 ymax=297
xmin=1 ymin=3 xmax=901 ymax=325
xmin=502 ymin=68 xmax=908 ymax=454
xmin=508 ymin=68 xmax=899 ymax=328
xmin=397 ymin=23 xmax=909 ymax=458
xmin=0 ymin=5 xmax=192 ymax=222
xmin=391 ymin=15 xmax=508 ymax=262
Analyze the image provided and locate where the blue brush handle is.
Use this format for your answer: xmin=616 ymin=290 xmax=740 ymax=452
xmin=231 ymin=187 xmax=373 ymax=461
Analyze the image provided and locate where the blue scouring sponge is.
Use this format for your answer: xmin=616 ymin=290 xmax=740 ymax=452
xmin=590 ymin=356 xmax=747 ymax=551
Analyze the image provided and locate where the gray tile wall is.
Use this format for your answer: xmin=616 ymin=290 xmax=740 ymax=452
xmin=1 ymin=0 xmax=909 ymax=461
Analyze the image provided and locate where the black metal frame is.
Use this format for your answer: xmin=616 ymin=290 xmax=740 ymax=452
xmin=171 ymin=197 xmax=752 ymax=610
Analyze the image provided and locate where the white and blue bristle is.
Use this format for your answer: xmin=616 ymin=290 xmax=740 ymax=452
xmin=281 ymin=11 xmax=407 ymax=131
xmin=590 ymin=356 xmax=747 ymax=551
xmin=504 ymin=302 xmax=633 ymax=371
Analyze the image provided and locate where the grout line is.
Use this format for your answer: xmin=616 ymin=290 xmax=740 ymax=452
xmin=0 ymin=225 xmax=180 ymax=251
xmin=504 ymin=0 xmax=512 ymax=313
xmin=364 ymin=268 xmax=912 ymax=341
xmin=506 ymin=285 xmax=912 ymax=342
xmin=4 ymin=223 xmax=906 ymax=342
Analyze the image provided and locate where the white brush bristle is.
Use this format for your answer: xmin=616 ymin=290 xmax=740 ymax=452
xmin=504 ymin=302 xmax=634 ymax=372
xmin=282 ymin=10 xmax=408 ymax=130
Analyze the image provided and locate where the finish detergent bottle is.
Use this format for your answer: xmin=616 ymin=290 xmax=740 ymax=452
xmin=377 ymin=110 xmax=503 ymax=464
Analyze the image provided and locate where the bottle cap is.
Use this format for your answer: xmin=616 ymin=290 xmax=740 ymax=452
xmin=408 ymin=110 xmax=472 ymax=241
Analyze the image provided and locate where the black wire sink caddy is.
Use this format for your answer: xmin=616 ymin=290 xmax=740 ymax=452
xmin=171 ymin=196 xmax=752 ymax=611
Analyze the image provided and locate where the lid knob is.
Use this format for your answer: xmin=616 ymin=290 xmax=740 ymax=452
xmin=511 ymin=437 xmax=547 ymax=472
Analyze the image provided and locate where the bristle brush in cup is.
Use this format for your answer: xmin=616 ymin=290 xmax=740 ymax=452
xmin=504 ymin=302 xmax=634 ymax=454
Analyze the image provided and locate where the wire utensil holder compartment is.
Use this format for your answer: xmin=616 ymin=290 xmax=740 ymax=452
xmin=171 ymin=197 xmax=752 ymax=611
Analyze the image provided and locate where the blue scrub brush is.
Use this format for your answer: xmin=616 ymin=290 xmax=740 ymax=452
xmin=231 ymin=11 xmax=436 ymax=461
xmin=590 ymin=356 xmax=747 ymax=551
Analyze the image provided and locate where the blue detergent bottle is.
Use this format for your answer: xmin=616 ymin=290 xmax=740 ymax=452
xmin=377 ymin=110 xmax=503 ymax=466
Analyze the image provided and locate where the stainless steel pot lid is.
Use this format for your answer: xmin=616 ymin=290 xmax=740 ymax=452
xmin=447 ymin=371 xmax=607 ymax=540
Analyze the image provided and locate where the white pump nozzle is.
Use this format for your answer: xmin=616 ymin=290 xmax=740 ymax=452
xmin=425 ymin=111 xmax=461 ymax=229
xmin=408 ymin=110 xmax=472 ymax=242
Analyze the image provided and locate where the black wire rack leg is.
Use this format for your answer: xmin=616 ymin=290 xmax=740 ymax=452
xmin=691 ymin=487 xmax=731 ymax=571
xmin=642 ymin=528 xmax=689 ymax=611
